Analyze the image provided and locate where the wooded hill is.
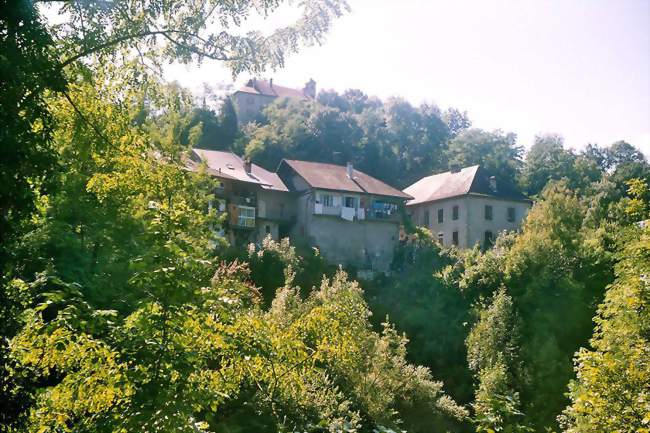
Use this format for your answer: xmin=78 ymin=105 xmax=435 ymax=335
xmin=2 ymin=2 xmax=649 ymax=432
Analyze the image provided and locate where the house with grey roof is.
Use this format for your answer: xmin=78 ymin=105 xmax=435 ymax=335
xmin=277 ymin=159 xmax=412 ymax=271
xmin=403 ymin=165 xmax=532 ymax=249
xmin=231 ymin=78 xmax=316 ymax=125
xmin=188 ymin=149 xmax=296 ymax=245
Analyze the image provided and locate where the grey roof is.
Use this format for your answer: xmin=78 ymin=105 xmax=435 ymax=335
xmin=190 ymin=149 xmax=289 ymax=192
xmin=403 ymin=165 xmax=530 ymax=206
xmin=280 ymin=159 xmax=412 ymax=199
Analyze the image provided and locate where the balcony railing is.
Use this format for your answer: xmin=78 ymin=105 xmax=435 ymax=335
xmin=313 ymin=203 xmax=400 ymax=222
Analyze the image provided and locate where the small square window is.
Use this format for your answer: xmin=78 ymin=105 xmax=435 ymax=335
xmin=438 ymin=208 xmax=444 ymax=223
xmin=507 ymin=207 xmax=515 ymax=222
xmin=452 ymin=205 xmax=459 ymax=220
xmin=485 ymin=205 xmax=493 ymax=221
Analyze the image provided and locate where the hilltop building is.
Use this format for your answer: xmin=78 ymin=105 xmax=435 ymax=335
xmin=403 ymin=165 xmax=532 ymax=248
xmin=231 ymin=78 xmax=316 ymax=125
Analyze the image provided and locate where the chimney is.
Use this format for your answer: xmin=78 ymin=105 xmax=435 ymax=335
xmin=244 ymin=158 xmax=252 ymax=174
xmin=303 ymin=78 xmax=316 ymax=99
xmin=346 ymin=162 xmax=354 ymax=179
xmin=449 ymin=163 xmax=461 ymax=173
xmin=489 ymin=176 xmax=497 ymax=192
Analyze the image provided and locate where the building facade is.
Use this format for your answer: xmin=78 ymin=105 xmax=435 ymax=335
xmin=403 ymin=165 xmax=532 ymax=248
xmin=277 ymin=159 xmax=412 ymax=271
xmin=231 ymin=78 xmax=316 ymax=125
xmin=188 ymin=149 xmax=295 ymax=245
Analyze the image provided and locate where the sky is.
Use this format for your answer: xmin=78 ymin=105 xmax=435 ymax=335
xmin=167 ymin=0 xmax=650 ymax=156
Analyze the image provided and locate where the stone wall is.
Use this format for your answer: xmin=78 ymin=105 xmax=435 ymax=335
xmin=293 ymin=192 xmax=399 ymax=270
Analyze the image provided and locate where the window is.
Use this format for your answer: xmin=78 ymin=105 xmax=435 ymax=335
xmin=438 ymin=208 xmax=444 ymax=223
xmin=452 ymin=205 xmax=459 ymax=220
xmin=438 ymin=232 xmax=444 ymax=244
xmin=237 ymin=206 xmax=255 ymax=228
xmin=452 ymin=231 xmax=459 ymax=246
xmin=485 ymin=205 xmax=493 ymax=221
xmin=484 ymin=231 xmax=494 ymax=248
xmin=507 ymin=207 xmax=516 ymax=222
xmin=320 ymin=194 xmax=334 ymax=207
xmin=423 ymin=210 xmax=430 ymax=227
xmin=279 ymin=203 xmax=285 ymax=217
xmin=344 ymin=196 xmax=358 ymax=208
xmin=265 ymin=225 xmax=271 ymax=234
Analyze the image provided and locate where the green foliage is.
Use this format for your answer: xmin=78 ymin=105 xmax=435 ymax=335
xmin=624 ymin=178 xmax=650 ymax=221
xmin=520 ymin=134 xmax=577 ymax=196
xmin=8 ymin=263 xmax=467 ymax=432
xmin=365 ymin=231 xmax=474 ymax=432
xmin=3 ymin=55 xmax=464 ymax=433
xmin=466 ymin=288 xmax=531 ymax=433
xmin=446 ymin=129 xmax=523 ymax=186
xmin=4 ymin=1 xmax=650 ymax=431
xmin=561 ymin=226 xmax=650 ymax=433
xmin=244 ymin=92 xmax=462 ymax=188
xmin=457 ymin=182 xmax=616 ymax=431
xmin=0 ymin=2 xmax=66 ymax=267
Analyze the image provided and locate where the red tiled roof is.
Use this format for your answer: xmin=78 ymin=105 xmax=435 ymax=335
xmin=281 ymin=159 xmax=412 ymax=199
xmin=235 ymin=79 xmax=308 ymax=99
xmin=191 ymin=149 xmax=289 ymax=192
xmin=403 ymin=165 xmax=529 ymax=205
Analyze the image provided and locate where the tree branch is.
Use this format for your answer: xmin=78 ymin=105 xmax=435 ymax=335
xmin=59 ymin=30 xmax=173 ymax=69
xmin=61 ymin=89 xmax=114 ymax=149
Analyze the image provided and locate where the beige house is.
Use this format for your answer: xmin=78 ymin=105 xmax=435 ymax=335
xmin=403 ymin=165 xmax=532 ymax=248
xmin=231 ymin=78 xmax=316 ymax=125
xmin=277 ymin=160 xmax=412 ymax=270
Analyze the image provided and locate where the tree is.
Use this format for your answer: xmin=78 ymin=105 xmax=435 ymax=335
xmin=0 ymin=2 xmax=66 ymax=267
xmin=447 ymin=128 xmax=523 ymax=185
xmin=519 ymin=133 xmax=576 ymax=196
xmin=606 ymin=140 xmax=646 ymax=169
xmin=466 ymin=287 xmax=531 ymax=432
xmin=244 ymin=97 xmax=364 ymax=169
xmin=561 ymin=226 xmax=650 ymax=432
xmin=453 ymin=181 xmax=616 ymax=431
xmin=442 ymin=108 xmax=472 ymax=138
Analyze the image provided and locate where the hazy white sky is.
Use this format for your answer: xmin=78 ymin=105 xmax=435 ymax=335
xmin=168 ymin=0 xmax=650 ymax=155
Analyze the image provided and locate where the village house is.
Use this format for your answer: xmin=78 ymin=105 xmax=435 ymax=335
xmin=231 ymin=78 xmax=317 ymax=125
xmin=403 ymin=165 xmax=532 ymax=248
xmin=188 ymin=149 xmax=295 ymax=245
xmin=276 ymin=159 xmax=412 ymax=271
